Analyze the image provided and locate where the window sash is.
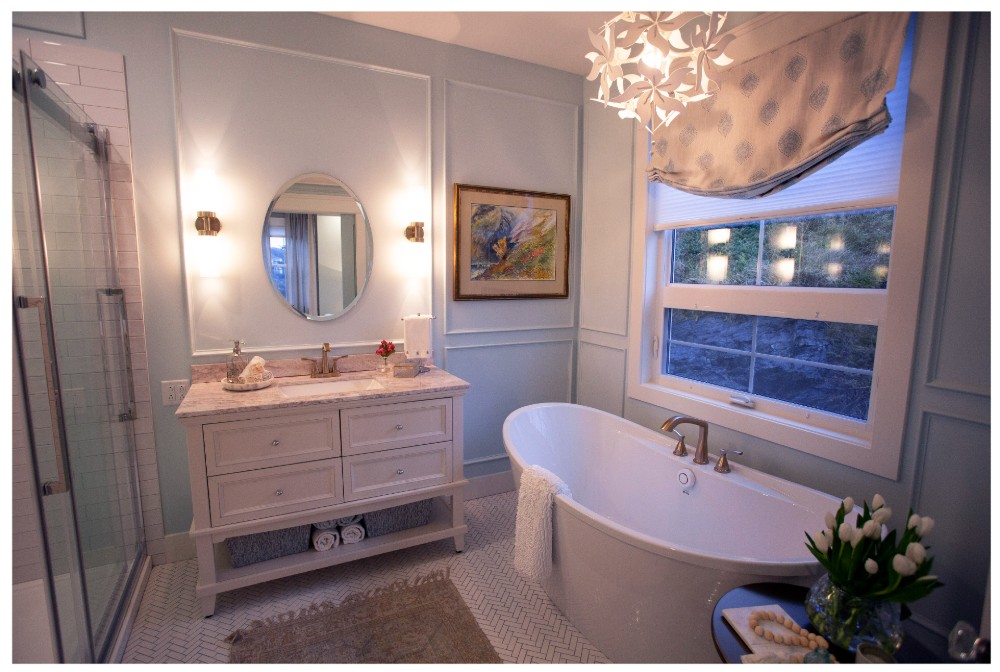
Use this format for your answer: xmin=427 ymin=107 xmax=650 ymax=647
xmin=660 ymin=284 xmax=886 ymax=326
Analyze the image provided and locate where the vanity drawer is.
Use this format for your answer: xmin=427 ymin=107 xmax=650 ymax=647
xmin=208 ymin=459 xmax=343 ymax=525
xmin=343 ymin=442 xmax=451 ymax=501
xmin=340 ymin=398 xmax=451 ymax=456
xmin=204 ymin=412 xmax=340 ymax=476
xmin=340 ymin=399 xmax=451 ymax=455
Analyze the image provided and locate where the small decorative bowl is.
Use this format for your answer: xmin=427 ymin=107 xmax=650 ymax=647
xmin=221 ymin=370 xmax=274 ymax=392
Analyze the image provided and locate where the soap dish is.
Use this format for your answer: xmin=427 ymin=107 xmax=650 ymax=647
xmin=222 ymin=370 xmax=274 ymax=392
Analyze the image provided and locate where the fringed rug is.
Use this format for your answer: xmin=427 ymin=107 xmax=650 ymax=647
xmin=226 ymin=569 xmax=501 ymax=663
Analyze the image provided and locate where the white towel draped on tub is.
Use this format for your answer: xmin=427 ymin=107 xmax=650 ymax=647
xmin=311 ymin=527 xmax=340 ymax=552
xmin=513 ymin=465 xmax=571 ymax=582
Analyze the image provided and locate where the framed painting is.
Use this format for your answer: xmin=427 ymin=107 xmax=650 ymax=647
xmin=453 ymin=184 xmax=570 ymax=300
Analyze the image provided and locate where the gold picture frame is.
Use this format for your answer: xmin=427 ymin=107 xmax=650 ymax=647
xmin=453 ymin=184 xmax=570 ymax=300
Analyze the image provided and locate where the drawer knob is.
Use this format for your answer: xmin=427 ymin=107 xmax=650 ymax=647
xmin=396 ymin=469 xmax=405 ymax=475
xmin=395 ymin=424 xmax=404 ymax=431
xmin=271 ymin=439 xmax=280 ymax=446
xmin=274 ymin=488 xmax=284 ymax=496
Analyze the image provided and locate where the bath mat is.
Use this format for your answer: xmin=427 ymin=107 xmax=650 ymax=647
xmin=225 ymin=569 xmax=500 ymax=664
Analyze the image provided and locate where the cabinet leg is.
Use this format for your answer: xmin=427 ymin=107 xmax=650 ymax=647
xmin=453 ymin=533 xmax=465 ymax=553
xmin=200 ymin=594 xmax=217 ymax=618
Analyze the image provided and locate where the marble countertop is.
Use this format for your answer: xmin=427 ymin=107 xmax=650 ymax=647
xmin=175 ymin=366 xmax=470 ymax=419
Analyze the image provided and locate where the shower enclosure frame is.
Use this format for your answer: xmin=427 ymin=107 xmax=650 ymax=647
xmin=12 ymin=51 xmax=147 ymax=663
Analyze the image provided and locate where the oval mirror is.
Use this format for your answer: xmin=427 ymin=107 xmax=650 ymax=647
xmin=262 ymin=173 xmax=373 ymax=320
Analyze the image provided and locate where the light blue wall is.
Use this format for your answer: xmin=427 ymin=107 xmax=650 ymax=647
xmin=577 ymin=13 xmax=990 ymax=639
xmin=25 ymin=12 xmax=582 ymax=537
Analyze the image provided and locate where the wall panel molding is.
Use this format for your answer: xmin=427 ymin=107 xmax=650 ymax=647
xmin=173 ymin=29 xmax=433 ymax=357
xmin=442 ymin=78 xmax=580 ymax=337
xmin=921 ymin=14 xmax=990 ymax=398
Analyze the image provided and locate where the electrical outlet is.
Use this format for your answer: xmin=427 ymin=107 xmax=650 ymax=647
xmin=161 ymin=379 xmax=189 ymax=406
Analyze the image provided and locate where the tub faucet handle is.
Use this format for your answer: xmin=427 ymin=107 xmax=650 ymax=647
xmin=670 ymin=429 xmax=688 ymax=457
xmin=714 ymin=449 xmax=743 ymax=474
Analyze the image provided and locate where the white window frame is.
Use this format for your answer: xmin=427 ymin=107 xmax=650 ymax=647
xmin=626 ymin=13 xmax=947 ymax=479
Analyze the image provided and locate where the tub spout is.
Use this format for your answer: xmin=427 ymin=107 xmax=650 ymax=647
xmin=660 ymin=416 xmax=709 ymax=465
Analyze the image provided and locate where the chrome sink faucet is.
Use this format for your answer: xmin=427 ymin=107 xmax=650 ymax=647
xmin=302 ymin=343 xmax=347 ymax=378
xmin=660 ymin=415 xmax=710 ymax=465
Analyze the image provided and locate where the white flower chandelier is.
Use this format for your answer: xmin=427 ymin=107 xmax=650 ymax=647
xmin=586 ymin=11 xmax=738 ymax=133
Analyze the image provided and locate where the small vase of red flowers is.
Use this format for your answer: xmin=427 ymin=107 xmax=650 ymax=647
xmin=375 ymin=339 xmax=395 ymax=374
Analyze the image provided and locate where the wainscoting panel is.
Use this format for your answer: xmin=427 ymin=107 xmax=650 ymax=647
xmin=912 ymin=410 xmax=990 ymax=630
xmin=579 ymin=102 xmax=634 ymax=338
xmin=173 ymin=30 xmax=432 ymax=355
xmin=922 ymin=14 xmax=990 ymax=398
xmin=443 ymin=80 xmax=579 ymax=335
xmin=576 ymin=341 xmax=626 ymax=417
xmin=444 ymin=340 xmax=574 ymax=478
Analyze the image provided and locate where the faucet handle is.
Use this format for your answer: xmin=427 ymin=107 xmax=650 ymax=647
xmin=714 ymin=449 xmax=743 ymax=474
xmin=670 ymin=429 xmax=688 ymax=457
xmin=301 ymin=357 xmax=319 ymax=375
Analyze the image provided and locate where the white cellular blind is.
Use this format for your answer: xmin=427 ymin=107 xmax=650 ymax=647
xmin=652 ymin=19 xmax=913 ymax=230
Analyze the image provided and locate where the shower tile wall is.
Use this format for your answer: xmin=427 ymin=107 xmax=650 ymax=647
xmin=11 ymin=37 xmax=166 ymax=577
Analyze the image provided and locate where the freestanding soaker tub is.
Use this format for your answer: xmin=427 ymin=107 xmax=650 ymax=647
xmin=502 ymin=403 xmax=840 ymax=663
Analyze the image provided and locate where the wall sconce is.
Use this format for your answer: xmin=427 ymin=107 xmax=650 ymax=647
xmin=194 ymin=211 xmax=222 ymax=278
xmin=404 ymin=221 xmax=425 ymax=243
xmin=195 ymin=211 xmax=221 ymax=237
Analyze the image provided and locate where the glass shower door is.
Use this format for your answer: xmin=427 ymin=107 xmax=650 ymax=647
xmin=13 ymin=52 xmax=145 ymax=662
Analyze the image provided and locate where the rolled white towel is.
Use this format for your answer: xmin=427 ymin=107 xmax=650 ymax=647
xmin=513 ymin=465 xmax=571 ymax=582
xmin=313 ymin=519 xmax=338 ymax=530
xmin=238 ymin=356 xmax=267 ymax=383
xmin=311 ymin=527 xmax=340 ymax=552
xmin=340 ymin=523 xmax=366 ymax=544
xmin=334 ymin=515 xmax=363 ymax=527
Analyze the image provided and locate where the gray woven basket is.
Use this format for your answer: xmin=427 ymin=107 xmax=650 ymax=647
xmin=226 ymin=524 xmax=311 ymax=568
xmin=363 ymin=499 xmax=433 ymax=537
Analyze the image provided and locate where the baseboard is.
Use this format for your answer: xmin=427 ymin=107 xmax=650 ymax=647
xmin=466 ymin=470 xmax=514 ymax=499
xmin=164 ymin=530 xmax=196 ymax=563
xmin=12 ymin=579 xmax=57 ymax=663
xmin=159 ymin=470 xmax=515 ymax=565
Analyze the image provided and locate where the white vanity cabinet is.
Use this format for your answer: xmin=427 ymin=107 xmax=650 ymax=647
xmin=177 ymin=368 xmax=469 ymax=617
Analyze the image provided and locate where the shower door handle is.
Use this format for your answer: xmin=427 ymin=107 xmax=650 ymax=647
xmin=17 ymin=296 xmax=70 ymax=496
xmin=98 ymin=287 xmax=137 ymax=424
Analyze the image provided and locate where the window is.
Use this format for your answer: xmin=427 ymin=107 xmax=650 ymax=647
xmin=627 ymin=18 xmax=926 ymax=478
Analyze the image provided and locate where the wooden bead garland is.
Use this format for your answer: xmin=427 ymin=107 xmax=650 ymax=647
xmin=748 ymin=610 xmax=830 ymax=651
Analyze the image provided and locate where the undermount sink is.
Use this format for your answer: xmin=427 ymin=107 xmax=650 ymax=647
xmin=279 ymin=377 xmax=384 ymax=398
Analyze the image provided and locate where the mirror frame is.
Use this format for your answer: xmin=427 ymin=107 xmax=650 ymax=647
xmin=261 ymin=173 xmax=374 ymax=321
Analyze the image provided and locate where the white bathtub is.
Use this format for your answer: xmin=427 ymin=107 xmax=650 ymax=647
xmin=502 ymin=403 xmax=839 ymax=663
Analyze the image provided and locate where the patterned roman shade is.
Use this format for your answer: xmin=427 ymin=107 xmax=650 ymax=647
xmin=647 ymin=12 xmax=909 ymax=198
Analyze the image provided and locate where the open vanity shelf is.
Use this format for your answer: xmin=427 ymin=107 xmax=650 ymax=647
xmin=177 ymin=367 xmax=470 ymax=616
xmin=199 ymin=493 xmax=464 ymax=599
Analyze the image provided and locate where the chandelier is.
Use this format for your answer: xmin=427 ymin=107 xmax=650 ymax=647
xmin=585 ymin=12 xmax=737 ymax=133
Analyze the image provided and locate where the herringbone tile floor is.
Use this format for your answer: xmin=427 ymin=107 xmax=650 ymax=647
xmin=121 ymin=491 xmax=610 ymax=663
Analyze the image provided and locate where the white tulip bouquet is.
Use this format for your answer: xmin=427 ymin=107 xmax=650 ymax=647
xmin=805 ymin=495 xmax=943 ymax=615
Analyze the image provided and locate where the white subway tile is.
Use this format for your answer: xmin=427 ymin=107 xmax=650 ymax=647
xmin=34 ymin=59 xmax=81 ymax=86
xmin=79 ymin=66 xmax=126 ymax=91
xmin=81 ymin=104 xmax=128 ymax=129
xmin=29 ymin=40 xmax=123 ymax=73
xmin=60 ymin=82 xmax=127 ymax=109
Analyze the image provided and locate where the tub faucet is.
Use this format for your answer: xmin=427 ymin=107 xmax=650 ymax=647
xmin=302 ymin=343 xmax=347 ymax=378
xmin=660 ymin=416 xmax=709 ymax=465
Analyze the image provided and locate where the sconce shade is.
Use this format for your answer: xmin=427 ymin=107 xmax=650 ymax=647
xmin=405 ymin=221 xmax=425 ymax=243
xmin=195 ymin=211 xmax=221 ymax=236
